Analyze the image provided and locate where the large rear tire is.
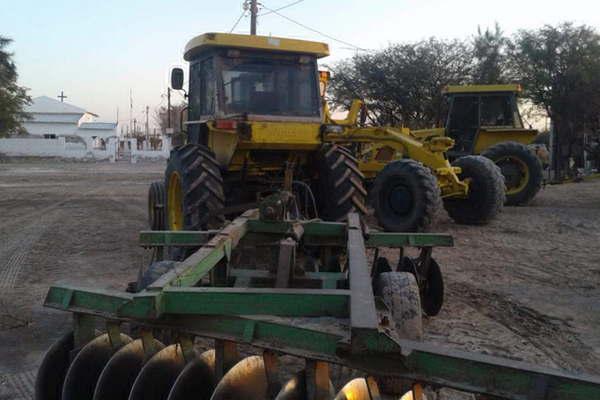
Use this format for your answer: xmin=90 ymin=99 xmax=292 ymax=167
xmin=312 ymin=144 xmax=367 ymax=221
xmin=165 ymin=144 xmax=225 ymax=259
xmin=482 ymin=141 xmax=543 ymax=205
xmin=443 ymin=156 xmax=505 ymax=225
xmin=370 ymin=159 xmax=441 ymax=232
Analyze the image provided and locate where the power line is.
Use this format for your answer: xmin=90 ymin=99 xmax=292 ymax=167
xmin=259 ymin=4 xmax=367 ymax=52
xmin=258 ymin=0 xmax=304 ymax=16
xmin=230 ymin=9 xmax=248 ymax=32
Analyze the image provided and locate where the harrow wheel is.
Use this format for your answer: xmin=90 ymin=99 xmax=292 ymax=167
xmin=36 ymin=329 xmax=391 ymax=400
xmin=35 ymin=331 xmax=74 ymax=400
xmin=93 ymin=338 xmax=165 ymax=400
xmin=62 ymin=333 xmax=132 ymax=400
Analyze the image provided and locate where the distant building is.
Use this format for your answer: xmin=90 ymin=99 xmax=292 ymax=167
xmin=21 ymin=96 xmax=117 ymax=149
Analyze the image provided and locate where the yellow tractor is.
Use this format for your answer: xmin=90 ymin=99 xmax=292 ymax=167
xmin=151 ymin=32 xmax=504 ymax=239
xmin=414 ymin=84 xmax=544 ymax=205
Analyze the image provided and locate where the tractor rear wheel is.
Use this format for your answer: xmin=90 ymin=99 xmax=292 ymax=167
xmin=482 ymin=141 xmax=543 ymax=205
xmin=165 ymin=144 xmax=225 ymax=259
xmin=312 ymin=144 xmax=367 ymax=221
xmin=370 ymin=159 xmax=441 ymax=232
xmin=443 ymin=156 xmax=505 ymax=225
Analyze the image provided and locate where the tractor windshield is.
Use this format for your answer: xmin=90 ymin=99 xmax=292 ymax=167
xmin=219 ymin=54 xmax=320 ymax=118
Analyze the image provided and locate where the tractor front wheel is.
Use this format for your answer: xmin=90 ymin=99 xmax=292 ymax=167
xmin=370 ymin=159 xmax=441 ymax=232
xmin=443 ymin=155 xmax=505 ymax=225
xmin=482 ymin=141 xmax=543 ymax=205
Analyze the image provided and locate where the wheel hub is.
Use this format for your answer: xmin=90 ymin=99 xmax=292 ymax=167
xmin=388 ymin=184 xmax=414 ymax=216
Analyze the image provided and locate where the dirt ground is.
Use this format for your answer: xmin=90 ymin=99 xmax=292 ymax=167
xmin=0 ymin=160 xmax=599 ymax=399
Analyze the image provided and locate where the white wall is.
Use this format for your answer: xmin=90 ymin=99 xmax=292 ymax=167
xmin=23 ymin=122 xmax=80 ymax=137
xmin=0 ymin=136 xmax=170 ymax=161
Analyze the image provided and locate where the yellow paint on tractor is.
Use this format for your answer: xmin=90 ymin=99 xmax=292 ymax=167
xmin=473 ymin=128 xmax=538 ymax=153
xmin=184 ymin=32 xmax=330 ymax=61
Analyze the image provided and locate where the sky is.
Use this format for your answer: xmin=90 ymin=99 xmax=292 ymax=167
xmin=3 ymin=0 xmax=600 ymax=128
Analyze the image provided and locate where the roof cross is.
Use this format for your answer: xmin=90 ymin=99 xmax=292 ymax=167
xmin=57 ymin=91 xmax=67 ymax=102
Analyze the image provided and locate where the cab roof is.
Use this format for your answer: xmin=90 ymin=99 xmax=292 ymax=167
xmin=443 ymin=84 xmax=522 ymax=95
xmin=184 ymin=32 xmax=330 ymax=61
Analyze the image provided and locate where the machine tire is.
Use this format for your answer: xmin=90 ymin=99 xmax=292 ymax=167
xmin=148 ymin=181 xmax=166 ymax=230
xmin=482 ymin=141 xmax=543 ymax=205
xmin=165 ymin=144 xmax=225 ymax=231
xmin=443 ymin=156 xmax=505 ymax=225
xmin=375 ymin=272 xmax=423 ymax=340
xmin=370 ymin=159 xmax=441 ymax=232
xmin=312 ymin=144 xmax=367 ymax=221
xmin=375 ymin=272 xmax=422 ymax=395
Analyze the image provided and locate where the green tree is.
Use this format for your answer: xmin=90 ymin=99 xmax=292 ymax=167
xmin=508 ymin=23 xmax=600 ymax=177
xmin=0 ymin=36 xmax=30 ymax=137
xmin=328 ymin=38 xmax=472 ymax=129
xmin=473 ymin=23 xmax=509 ymax=83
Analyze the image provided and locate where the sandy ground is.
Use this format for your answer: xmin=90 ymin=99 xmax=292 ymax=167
xmin=0 ymin=160 xmax=599 ymax=399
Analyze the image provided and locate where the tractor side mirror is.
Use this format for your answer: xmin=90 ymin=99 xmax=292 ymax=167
xmin=171 ymin=68 xmax=184 ymax=90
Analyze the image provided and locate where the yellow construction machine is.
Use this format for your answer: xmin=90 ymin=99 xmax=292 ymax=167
xmin=152 ymin=32 xmax=504 ymax=239
xmin=413 ymin=84 xmax=545 ymax=205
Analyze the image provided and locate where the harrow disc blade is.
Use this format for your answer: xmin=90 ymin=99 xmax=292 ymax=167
xmin=334 ymin=378 xmax=379 ymax=400
xmin=93 ymin=338 xmax=165 ymax=400
xmin=129 ymin=344 xmax=186 ymax=400
xmin=168 ymin=349 xmax=216 ymax=400
xmin=35 ymin=331 xmax=74 ymax=400
xmin=62 ymin=333 xmax=132 ymax=400
xmin=210 ymin=356 xmax=268 ymax=400
xmin=275 ymin=371 xmax=335 ymax=400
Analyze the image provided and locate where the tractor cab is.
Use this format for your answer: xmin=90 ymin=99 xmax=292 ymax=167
xmin=177 ymin=33 xmax=328 ymax=127
xmin=443 ymin=84 xmax=537 ymax=158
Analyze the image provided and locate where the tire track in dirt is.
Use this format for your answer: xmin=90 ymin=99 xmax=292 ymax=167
xmin=454 ymin=283 xmax=599 ymax=374
xmin=0 ymin=369 xmax=35 ymax=400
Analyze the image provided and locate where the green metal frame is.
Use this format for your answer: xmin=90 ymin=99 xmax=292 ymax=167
xmin=43 ymin=211 xmax=600 ymax=400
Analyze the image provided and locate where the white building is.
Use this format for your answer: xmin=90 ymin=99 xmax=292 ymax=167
xmin=21 ymin=96 xmax=117 ymax=150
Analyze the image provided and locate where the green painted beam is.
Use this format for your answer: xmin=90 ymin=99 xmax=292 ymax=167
xmin=44 ymin=285 xmax=158 ymax=318
xmin=148 ymin=212 xmax=254 ymax=290
xmin=161 ymin=287 xmax=349 ymax=317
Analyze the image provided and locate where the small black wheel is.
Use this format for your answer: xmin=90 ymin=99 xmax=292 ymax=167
xmin=443 ymin=155 xmax=505 ymax=225
xmin=370 ymin=159 xmax=441 ymax=232
xmin=311 ymin=144 xmax=368 ymax=221
xmin=482 ymin=141 xmax=543 ymax=205
xmin=148 ymin=181 xmax=165 ymax=230
xmin=419 ymin=258 xmax=444 ymax=317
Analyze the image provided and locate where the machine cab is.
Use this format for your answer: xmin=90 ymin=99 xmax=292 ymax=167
xmin=179 ymin=33 xmax=329 ymax=130
xmin=443 ymin=84 xmax=534 ymax=156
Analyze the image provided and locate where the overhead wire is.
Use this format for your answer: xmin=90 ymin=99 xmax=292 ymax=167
xmin=230 ymin=9 xmax=248 ymax=32
xmin=258 ymin=0 xmax=304 ymax=16
xmin=259 ymin=3 xmax=368 ymax=52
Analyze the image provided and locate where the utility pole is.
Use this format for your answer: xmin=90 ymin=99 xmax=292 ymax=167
xmin=167 ymin=87 xmax=172 ymax=129
xmin=145 ymin=105 xmax=149 ymax=142
xmin=250 ymin=0 xmax=258 ymax=35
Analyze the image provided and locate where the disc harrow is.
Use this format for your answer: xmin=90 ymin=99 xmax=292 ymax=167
xmin=35 ymin=201 xmax=600 ymax=400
